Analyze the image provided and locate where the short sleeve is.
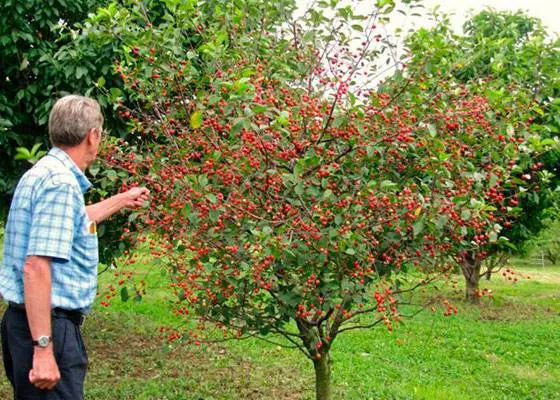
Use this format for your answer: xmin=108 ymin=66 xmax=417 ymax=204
xmin=27 ymin=182 xmax=78 ymax=262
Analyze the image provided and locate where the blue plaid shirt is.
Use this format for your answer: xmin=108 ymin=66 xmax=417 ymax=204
xmin=0 ymin=147 xmax=98 ymax=312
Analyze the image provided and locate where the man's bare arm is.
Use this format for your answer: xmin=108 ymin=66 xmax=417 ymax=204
xmin=86 ymin=187 xmax=149 ymax=224
xmin=23 ymin=255 xmax=60 ymax=390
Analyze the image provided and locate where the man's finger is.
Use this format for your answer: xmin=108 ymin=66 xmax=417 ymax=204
xmin=29 ymin=369 xmax=37 ymax=383
xmin=33 ymin=379 xmax=48 ymax=389
xmin=33 ymin=378 xmax=58 ymax=391
xmin=29 ymin=369 xmax=59 ymax=388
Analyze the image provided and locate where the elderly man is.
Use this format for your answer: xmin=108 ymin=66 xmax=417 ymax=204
xmin=0 ymin=95 xmax=149 ymax=399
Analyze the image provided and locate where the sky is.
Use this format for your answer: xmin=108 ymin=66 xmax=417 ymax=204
xmin=421 ymin=0 xmax=560 ymax=34
xmin=294 ymin=0 xmax=558 ymax=89
xmin=297 ymin=0 xmax=560 ymax=36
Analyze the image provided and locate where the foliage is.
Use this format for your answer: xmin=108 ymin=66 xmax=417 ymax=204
xmin=55 ymin=0 xmax=308 ymax=265
xmin=1 ymin=0 xmax=295 ymax=263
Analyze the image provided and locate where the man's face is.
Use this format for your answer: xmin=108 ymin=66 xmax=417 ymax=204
xmin=86 ymin=127 xmax=103 ymax=166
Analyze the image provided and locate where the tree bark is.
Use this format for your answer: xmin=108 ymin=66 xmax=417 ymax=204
xmin=313 ymin=351 xmax=331 ymax=400
xmin=484 ymin=268 xmax=492 ymax=280
xmin=461 ymin=253 xmax=481 ymax=303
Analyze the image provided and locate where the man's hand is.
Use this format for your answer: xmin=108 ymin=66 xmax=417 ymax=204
xmin=122 ymin=187 xmax=150 ymax=209
xmin=86 ymin=186 xmax=150 ymax=223
xmin=29 ymin=347 xmax=60 ymax=390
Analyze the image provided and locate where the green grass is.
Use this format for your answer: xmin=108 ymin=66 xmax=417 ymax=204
xmin=1 ymin=261 xmax=559 ymax=399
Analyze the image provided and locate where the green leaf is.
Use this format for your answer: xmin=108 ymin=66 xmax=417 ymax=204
xmin=497 ymin=237 xmax=517 ymax=251
xmin=190 ymin=110 xmax=203 ymax=129
xmin=436 ymin=215 xmax=449 ymax=230
xmin=181 ymin=204 xmax=191 ymax=219
xmin=540 ymin=138 xmax=556 ymax=146
xmin=128 ymin=212 xmax=139 ymax=223
xmin=533 ymin=106 xmax=545 ymax=116
xmin=293 ymin=160 xmax=304 ymax=177
xmin=207 ymin=95 xmax=220 ymax=105
xmin=489 ymin=174 xmax=499 ymax=187
xmin=231 ymin=117 xmax=250 ymax=134
xmin=14 ymin=147 xmax=31 ymax=160
xmin=209 ymin=210 xmax=219 ymax=222
xmin=252 ymin=105 xmax=268 ymax=114
xmin=105 ymin=169 xmax=117 ymax=182
xmin=109 ymin=87 xmax=122 ymax=98
xmin=30 ymin=143 xmax=42 ymax=155
xmin=198 ymin=175 xmax=208 ymax=187
xmin=76 ymin=66 xmax=87 ymax=79
xmin=376 ymin=0 xmax=395 ymax=7
xmin=89 ymin=164 xmax=100 ymax=177
xmin=427 ymin=124 xmax=437 ymax=137
xmin=413 ymin=221 xmax=424 ymax=237
xmin=19 ymin=57 xmax=29 ymax=71
xmin=120 ymin=287 xmax=129 ymax=302
xmin=277 ymin=111 xmax=289 ymax=127
xmin=380 ymin=180 xmax=398 ymax=190
xmin=295 ymin=182 xmax=304 ymax=196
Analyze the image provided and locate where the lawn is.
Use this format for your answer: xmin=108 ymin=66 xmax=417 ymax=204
xmin=0 ymin=259 xmax=558 ymax=399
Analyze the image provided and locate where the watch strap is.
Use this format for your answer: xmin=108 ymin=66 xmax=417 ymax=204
xmin=32 ymin=336 xmax=52 ymax=347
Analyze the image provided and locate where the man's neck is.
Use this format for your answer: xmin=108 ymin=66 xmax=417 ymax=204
xmin=58 ymin=146 xmax=88 ymax=171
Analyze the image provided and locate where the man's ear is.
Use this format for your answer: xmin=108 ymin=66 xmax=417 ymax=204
xmin=85 ymin=128 xmax=98 ymax=145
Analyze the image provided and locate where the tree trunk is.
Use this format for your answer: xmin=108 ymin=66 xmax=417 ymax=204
xmin=461 ymin=253 xmax=481 ymax=303
xmin=313 ymin=352 xmax=331 ymax=400
xmin=485 ymin=268 xmax=492 ymax=280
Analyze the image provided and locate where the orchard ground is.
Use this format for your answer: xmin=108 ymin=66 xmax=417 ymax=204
xmin=0 ymin=255 xmax=558 ymax=399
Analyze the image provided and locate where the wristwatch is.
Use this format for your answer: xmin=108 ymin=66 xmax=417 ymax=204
xmin=32 ymin=336 xmax=52 ymax=348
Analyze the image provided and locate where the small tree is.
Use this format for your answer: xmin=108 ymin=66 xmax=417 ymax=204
xmin=102 ymin=25 xmax=534 ymax=400
xmin=84 ymin=1 xmax=540 ymax=398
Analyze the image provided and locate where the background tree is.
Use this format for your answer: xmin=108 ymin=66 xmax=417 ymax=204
xmin=524 ymin=218 xmax=560 ymax=265
xmin=0 ymin=0 xmax=109 ymax=216
xmin=397 ymin=9 xmax=560 ymax=301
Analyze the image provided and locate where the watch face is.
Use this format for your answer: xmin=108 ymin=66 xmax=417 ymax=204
xmin=38 ymin=336 xmax=50 ymax=347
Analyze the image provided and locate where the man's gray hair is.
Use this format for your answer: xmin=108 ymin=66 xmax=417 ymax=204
xmin=48 ymin=95 xmax=104 ymax=147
